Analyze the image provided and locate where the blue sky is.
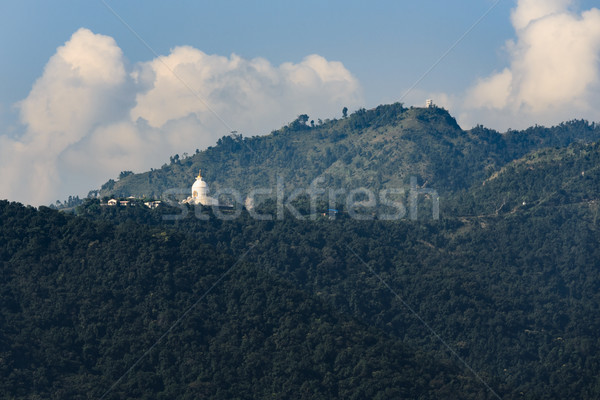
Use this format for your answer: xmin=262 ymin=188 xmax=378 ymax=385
xmin=0 ymin=1 xmax=513 ymax=114
xmin=1 ymin=0 xmax=600 ymax=205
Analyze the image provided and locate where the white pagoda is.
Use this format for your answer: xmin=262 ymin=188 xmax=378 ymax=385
xmin=183 ymin=169 xmax=219 ymax=206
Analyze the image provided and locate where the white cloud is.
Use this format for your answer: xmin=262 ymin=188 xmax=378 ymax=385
xmin=19 ymin=28 xmax=127 ymax=138
xmin=510 ymin=0 xmax=572 ymax=31
xmin=464 ymin=68 xmax=512 ymax=110
xmin=0 ymin=29 xmax=362 ymax=205
xmin=458 ymin=0 xmax=600 ymax=130
xmin=0 ymin=28 xmax=128 ymax=205
xmin=130 ymin=49 xmax=361 ymax=134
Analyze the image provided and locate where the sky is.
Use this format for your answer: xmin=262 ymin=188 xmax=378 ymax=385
xmin=1 ymin=0 xmax=600 ymax=205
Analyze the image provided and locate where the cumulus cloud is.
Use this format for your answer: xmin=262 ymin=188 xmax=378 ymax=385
xmin=510 ymin=0 xmax=572 ymax=31
xmin=130 ymin=49 xmax=361 ymax=134
xmin=19 ymin=28 xmax=128 ymax=136
xmin=459 ymin=0 xmax=600 ymax=130
xmin=0 ymin=28 xmax=362 ymax=205
xmin=0 ymin=28 xmax=128 ymax=205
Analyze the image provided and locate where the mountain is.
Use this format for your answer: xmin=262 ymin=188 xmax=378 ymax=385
xmin=448 ymin=140 xmax=600 ymax=217
xmin=0 ymin=201 xmax=483 ymax=399
xmin=97 ymin=103 xmax=600 ymax=203
xmin=6 ymin=103 xmax=600 ymax=399
xmin=5 ymin=156 xmax=600 ymax=398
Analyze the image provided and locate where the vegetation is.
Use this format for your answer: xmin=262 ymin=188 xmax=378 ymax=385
xmin=97 ymin=104 xmax=600 ymax=204
xmin=446 ymin=141 xmax=600 ymax=217
xmin=5 ymin=103 xmax=600 ymax=398
xmin=0 ymin=201 xmax=484 ymax=399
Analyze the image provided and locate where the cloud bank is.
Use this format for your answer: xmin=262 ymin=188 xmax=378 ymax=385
xmin=0 ymin=28 xmax=362 ymax=205
xmin=457 ymin=0 xmax=600 ymax=130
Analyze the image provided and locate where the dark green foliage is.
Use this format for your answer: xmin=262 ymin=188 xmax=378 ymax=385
xmin=0 ymin=201 xmax=484 ymax=399
xmin=8 ymin=104 xmax=600 ymax=398
xmin=92 ymin=144 xmax=600 ymax=398
xmin=4 ymin=147 xmax=600 ymax=399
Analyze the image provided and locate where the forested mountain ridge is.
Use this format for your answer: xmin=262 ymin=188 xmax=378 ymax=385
xmin=6 ymin=102 xmax=600 ymax=399
xmin=447 ymin=140 xmax=600 ymax=217
xmin=97 ymin=103 xmax=600 ymax=201
xmin=4 ymin=169 xmax=600 ymax=398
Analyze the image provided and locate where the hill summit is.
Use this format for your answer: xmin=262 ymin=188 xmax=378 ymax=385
xmin=97 ymin=103 xmax=600 ymax=203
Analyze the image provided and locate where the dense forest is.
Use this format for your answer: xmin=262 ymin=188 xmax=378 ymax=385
xmin=3 ymin=168 xmax=600 ymax=398
xmin=3 ymin=104 xmax=600 ymax=398
xmin=1 ymin=201 xmax=486 ymax=399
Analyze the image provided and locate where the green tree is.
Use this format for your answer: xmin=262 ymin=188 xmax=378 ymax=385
xmin=119 ymin=170 xmax=133 ymax=180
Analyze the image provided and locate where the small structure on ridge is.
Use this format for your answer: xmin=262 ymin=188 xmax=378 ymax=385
xmin=182 ymin=169 xmax=219 ymax=206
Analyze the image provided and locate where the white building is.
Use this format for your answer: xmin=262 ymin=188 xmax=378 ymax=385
xmin=425 ymin=99 xmax=433 ymax=108
xmin=183 ymin=170 xmax=219 ymax=206
xmin=144 ymin=201 xmax=162 ymax=209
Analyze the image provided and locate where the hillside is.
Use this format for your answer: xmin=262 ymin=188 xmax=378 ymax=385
xmin=5 ymin=156 xmax=600 ymax=399
xmin=7 ymin=102 xmax=600 ymax=399
xmin=97 ymin=103 xmax=600 ymax=203
xmin=447 ymin=140 xmax=600 ymax=217
xmin=90 ymin=162 xmax=600 ymax=399
xmin=0 ymin=201 xmax=484 ymax=399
